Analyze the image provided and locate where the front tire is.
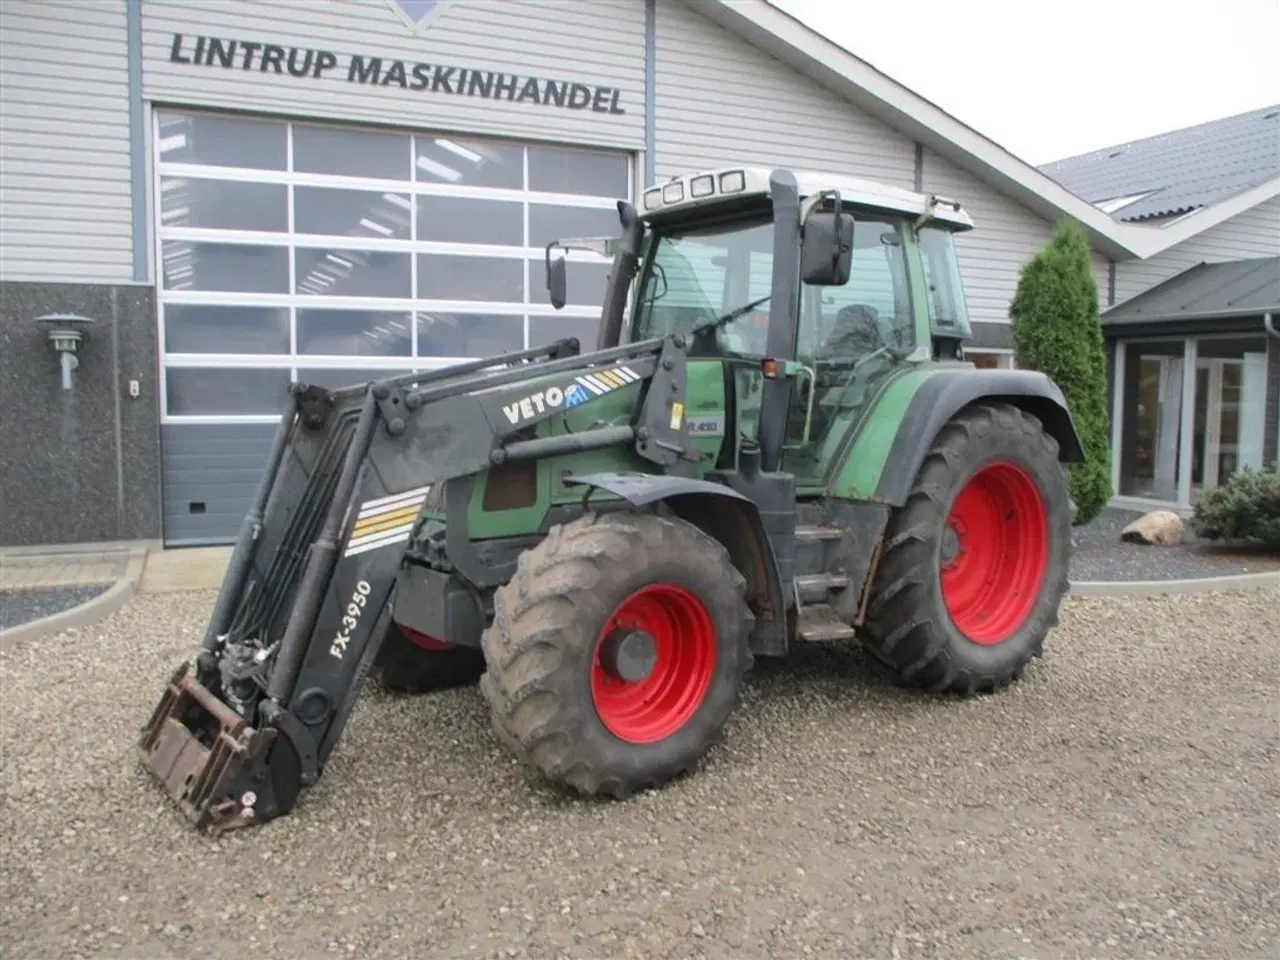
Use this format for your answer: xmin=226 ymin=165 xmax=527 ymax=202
xmin=479 ymin=511 xmax=753 ymax=798
xmin=372 ymin=622 xmax=486 ymax=695
xmin=861 ymin=402 xmax=1072 ymax=695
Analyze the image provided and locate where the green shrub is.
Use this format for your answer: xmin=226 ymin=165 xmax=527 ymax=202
xmin=1008 ymin=219 xmax=1113 ymax=524
xmin=1190 ymin=464 xmax=1280 ymax=551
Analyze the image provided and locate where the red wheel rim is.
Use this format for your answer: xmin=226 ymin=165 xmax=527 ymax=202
xmin=940 ymin=462 xmax=1049 ymax=645
xmin=590 ymin=584 xmax=717 ymax=745
xmin=399 ymin=624 xmax=455 ymax=652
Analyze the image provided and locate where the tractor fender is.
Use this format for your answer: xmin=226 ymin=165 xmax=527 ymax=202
xmin=873 ymin=369 xmax=1086 ymax=506
xmin=562 ymin=472 xmax=788 ymax=655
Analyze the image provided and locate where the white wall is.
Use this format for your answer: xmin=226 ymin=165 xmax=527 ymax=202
xmin=0 ymin=0 xmax=134 ymax=283
xmin=652 ymin=0 xmax=915 ymax=188
xmin=653 ymin=0 xmax=1115 ymax=338
xmin=920 ymin=148 xmax=1067 ymax=328
xmin=141 ymin=0 xmax=645 ymax=149
xmin=1114 ymin=195 xmax=1280 ymax=305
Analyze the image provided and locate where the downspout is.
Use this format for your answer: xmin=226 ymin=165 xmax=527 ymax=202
xmin=1265 ymin=313 xmax=1279 ymax=468
xmin=126 ymin=0 xmax=147 ymax=282
xmin=644 ymin=0 xmax=656 ymax=187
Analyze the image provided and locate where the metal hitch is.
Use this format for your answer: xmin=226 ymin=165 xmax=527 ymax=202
xmin=137 ymin=661 xmax=277 ymax=836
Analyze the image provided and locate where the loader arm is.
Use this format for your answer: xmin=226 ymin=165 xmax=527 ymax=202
xmin=138 ymin=332 xmax=703 ymax=834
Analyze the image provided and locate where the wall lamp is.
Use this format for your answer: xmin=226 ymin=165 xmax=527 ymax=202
xmin=35 ymin=313 xmax=96 ymax=391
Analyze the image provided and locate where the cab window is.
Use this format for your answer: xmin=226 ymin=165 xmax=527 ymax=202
xmin=917 ymin=224 xmax=972 ymax=338
xmin=798 ymin=215 xmax=913 ymax=362
xmin=783 ymin=214 xmax=915 ymax=482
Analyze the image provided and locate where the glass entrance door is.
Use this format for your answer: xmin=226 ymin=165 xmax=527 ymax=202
xmin=1193 ymin=351 xmax=1268 ymax=492
xmin=1119 ymin=341 xmax=1185 ymax=500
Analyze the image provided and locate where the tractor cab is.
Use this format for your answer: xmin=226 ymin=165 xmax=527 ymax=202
xmin=546 ymin=166 xmax=979 ymax=491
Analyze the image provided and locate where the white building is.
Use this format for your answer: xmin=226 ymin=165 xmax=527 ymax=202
xmin=1 ymin=0 xmax=1276 ymax=546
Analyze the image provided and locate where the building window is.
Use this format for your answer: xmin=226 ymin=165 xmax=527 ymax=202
xmin=153 ymin=109 xmax=633 ymax=422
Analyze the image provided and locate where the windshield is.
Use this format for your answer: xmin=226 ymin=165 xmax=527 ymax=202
xmin=632 ymin=216 xmax=775 ymax=356
xmin=631 ymin=210 xmax=917 ymax=362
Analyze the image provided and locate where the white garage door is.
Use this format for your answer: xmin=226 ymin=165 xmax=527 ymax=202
xmin=154 ymin=107 xmax=633 ymax=544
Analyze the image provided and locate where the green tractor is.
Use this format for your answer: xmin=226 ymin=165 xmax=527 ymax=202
xmin=140 ymin=166 xmax=1080 ymax=834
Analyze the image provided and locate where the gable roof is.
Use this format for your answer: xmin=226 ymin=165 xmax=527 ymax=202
xmin=1039 ymin=105 xmax=1280 ymax=223
xmin=1101 ymin=256 xmax=1280 ymax=325
xmin=689 ymin=0 xmax=1280 ymax=261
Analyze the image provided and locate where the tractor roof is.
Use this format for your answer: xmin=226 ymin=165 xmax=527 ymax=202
xmin=641 ymin=166 xmax=975 ymax=231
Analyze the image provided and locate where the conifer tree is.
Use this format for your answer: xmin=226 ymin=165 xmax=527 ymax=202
xmin=1009 ymin=219 xmax=1113 ymax=524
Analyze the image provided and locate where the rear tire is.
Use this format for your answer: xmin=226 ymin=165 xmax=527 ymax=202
xmin=860 ymin=402 xmax=1071 ymax=695
xmin=479 ymin=511 xmax=752 ymax=798
xmin=372 ymin=622 xmax=485 ymax=695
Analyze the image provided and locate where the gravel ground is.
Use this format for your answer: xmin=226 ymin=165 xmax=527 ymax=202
xmin=1070 ymin=507 xmax=1280 ymax=582
xmin=2 ymin=587 xmax=1279 ymax=960
xmin=0 ymin=585 xmax=110 ymax=631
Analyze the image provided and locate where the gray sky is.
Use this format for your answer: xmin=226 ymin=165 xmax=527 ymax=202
xmin=770 ymin=0 xmax=1280 ymax=166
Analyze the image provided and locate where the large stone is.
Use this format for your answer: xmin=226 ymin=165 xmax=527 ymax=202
xmin=1121 ymin=510 xmax=1185 ymax=546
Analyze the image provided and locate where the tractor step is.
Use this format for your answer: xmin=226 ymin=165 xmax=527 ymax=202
xmin=797 ymin=602 xmax=857 ymax=643
xmin=795 ymin=572 xmax=851 ymax=603
xmin=795 ymin=524 xmax=844 ymax=543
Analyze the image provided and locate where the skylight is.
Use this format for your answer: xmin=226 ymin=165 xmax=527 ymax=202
xmin=1095 ymin=191 xmax=1157 ymax=214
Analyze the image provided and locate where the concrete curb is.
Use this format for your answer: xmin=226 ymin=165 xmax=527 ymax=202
xmin=0 ymin=551 xmax=147 ymax=652
xmin=1068 ymin=570 xmax=1280 ymax=598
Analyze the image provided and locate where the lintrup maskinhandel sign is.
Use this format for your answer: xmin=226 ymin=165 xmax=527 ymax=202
xmin=166 ymin=33 xmax=628 ymax=116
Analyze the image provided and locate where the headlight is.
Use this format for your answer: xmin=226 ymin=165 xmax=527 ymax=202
xmin=690 ymin=174 xmax=714 ymax=198
xmin=719 ymin=169 xmax=746 ymax=193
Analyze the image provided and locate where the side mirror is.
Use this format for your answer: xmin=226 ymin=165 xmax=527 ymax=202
xmin=544 ymin=241 xmax=567 ymax=310
xmin=800 ymin=192 xmax=854 ymax=287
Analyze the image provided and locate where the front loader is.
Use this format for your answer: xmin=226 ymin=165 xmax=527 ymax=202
xmin=140 ymin=166 xmax=1085 ymax=834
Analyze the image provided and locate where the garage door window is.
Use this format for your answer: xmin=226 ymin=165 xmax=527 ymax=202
xmin=154 ymin=108 xmax=633 ymax=422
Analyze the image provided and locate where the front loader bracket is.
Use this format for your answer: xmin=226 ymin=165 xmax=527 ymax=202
xmin=293 ymin=383 xmax=333 ymax=432
xmin=372 ymin=379 xmax=410 ymax=437
xmin=260 ymin=699 xmax=320 ymax=787
xmin=138 ymin=661 xmax=285 ymax=835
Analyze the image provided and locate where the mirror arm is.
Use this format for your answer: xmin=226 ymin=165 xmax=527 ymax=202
xmin=544 ymin=239 xmax=561 ymax=276
xmin=823 ymin=190 xmax=843 ymax=273
xmin=798 ymin=191 xmax=827 ymax=222
xmin=800 ymin=189 xmax=844 ymax=273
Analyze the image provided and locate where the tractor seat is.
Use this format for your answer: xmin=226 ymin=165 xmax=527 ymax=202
xmin=824 ymin=303 xmax=885 ymax=361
